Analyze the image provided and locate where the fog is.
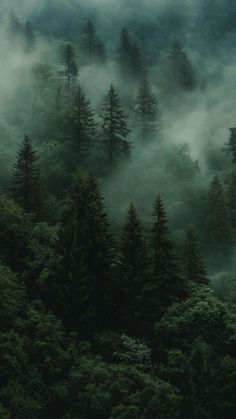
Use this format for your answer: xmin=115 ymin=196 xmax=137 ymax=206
xmin=0 ymin=0 xmax=236 ymax=284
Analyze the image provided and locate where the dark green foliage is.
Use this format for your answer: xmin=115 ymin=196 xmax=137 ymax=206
xmin=66 ymin=85 xmax=97 ymax=166
xmin=0 ymin=197 xmax=32 ymax=272
xmin=48 ymin=171 xmax=115 ymax=335
xmin=60 ymin=43 xmax=78 ymax=91
xmin=115 ymin=204 xmax=150 ymax=335
xmin=65 ymin=356 xmax=181 ymax=419
xmin=164 ymin=41 xmax=197 ymax=91
xmin=135 ymin=76 xmax=160 ymax=143
xmin=227 ymin=128 xmax=236 ymax=163
xmin=154 ymin=287 xmax=236 ymax=355
xmin=206 ymin=176 xmax=231 ymax=255
xmin=181 ymin=225 xmax=209 ymax=285
xmin=148 ymin=196 xmax=186 ymax=320
xmin=118 ymin=28 xmax=145 ymax=82
xmin=81 ymin=20 xmax=106 ymax=65
xmin=10 ymin=136 xmax=43 ymax=218
xmin=226 ymin=171 xmax=236 ymax=229
xmin=101 ymin=84 xmax=131 ymax=169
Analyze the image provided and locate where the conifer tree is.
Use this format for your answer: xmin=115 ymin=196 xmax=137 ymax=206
xmin=116 ymin=203 xmax=149 ymax=335
xmin=67 ymin=86 xmax=97 ymax=165
xmin=148 ymin=196 xmax=186 ymax=320
xmin=181 ymin=225 xmax=208 ymax=285
xmin=165 ymin=41 xmax=196 ymax=91
xmin=206 ymin=176 xmax=231 ymax=252
xmin=135 ymin=76 xmax=160 ymax=143
xmin=118 ymin=27 xmax=133 ymax=80
xmin=227 ymin=128 xmax=236 ymax=163
xmin=25 ymin=21 xmax=35 ymax=53
xmin=10 ymin=135 xmax=43 ymax=217
xmin=60 ymin=43 xmax=78 ymax=91
xmin=9 ymin=11 xmax=22 ymax=36
xmin=118 ymin=28 xmax=144 ymax=82
xmin=101 ymin=84 xmax=131 ymax=170
xmin=50 ymin=171 xmax=114 ymax=336
xmin=81 ymin=19 xmax=106 ymax=65
xmin=226 ymin=171 xmax=236 ymax=229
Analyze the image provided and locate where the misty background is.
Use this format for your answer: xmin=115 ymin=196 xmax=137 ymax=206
xmin=0 ymin=0 xmax=236 ymax=289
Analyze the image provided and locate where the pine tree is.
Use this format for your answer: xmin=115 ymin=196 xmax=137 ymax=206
xmin=67 ymin=86 xmax=97 ymax=165
xmin=148 ymin=196 xmax=186 ymax=321
xmin=10 ymin=136 xmax=43 ymax=217
xmin=116 ymin=203 xmax=150 ymax=335
xmin=165 ymin=41 xmax=196 ymax=91
xmin=118 ymin=28 xmax=144 ymax=82
xmin=118 ymin=27 xmax=133 ymax=80
xmin=135 ymin=76 xmax=160 ymax=143
xmin=49 ymin=171 xmax=115 ymax=336
xmin=101 ymin=84 xmax=131 ymax=170
xmin=206 ymin=176 xmax=231 ymax=253
xmin=227 ymin=128 xmax=236 ymax=163
xmin=81 ymin=19 xmax=106 ymax=65
xmin=25 ymin=21 xmax=35 ymax=53
xmin=226 ymin=171 xmax=236 ymax=229
xmin=181 ymin=225 xmax=208 ymax=285
xmin=60 ymin=43 xmax=78 ymax=91
xmin=9 ymin=11 xmax=22 ymax=36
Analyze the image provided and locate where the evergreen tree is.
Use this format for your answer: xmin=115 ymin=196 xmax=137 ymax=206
xmin=118 ymin=27 xmax=133 ymax=80
xmin=227 ymin=127 xmax=236 ymax=163
xmin=226 ymin=171 xmax=236 ymax=229
xmin=49 ymin=171 xmax=115 ymax=336
xmin=165 ymin=41 xmax=196 ymax=91
xmin=60 ymin=43 xmax=78 ymax=91
xmin=118 ymin=28 xmax=144 ymax=82
xmin=9 ymin=11 xmax=22 ymax=36
xmin=116 ymin=203 xmax=150 ymax=335
xmin=81 ymin=19 xmax=106 ymax=65
xmin=148 ymin=196 xmax=186 ymax=321
xmin=10 ymin=136 xmax=43 ymax=217
xmin=101 ymin=84 xmax=131 ymax=170
xmin=206 ymin=176 xmax=231 ymax=254
xmin=25 ymin=21 xmax=35 ymax=53
xmin=181 ymin=225 xmax=208 ymax=286
xmin=135 ymin=76 xmax=160 ymax=143
xmin=67 ymin=85 xmax=97 ymax=166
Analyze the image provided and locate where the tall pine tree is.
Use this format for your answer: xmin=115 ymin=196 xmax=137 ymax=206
xmin=227 ymin=128 xmax=236 ymax=163
xmin=116 ymin=203 xmax=150 ymax=335
xmin=135 ymin=76 xmax=160 ymax=143
xmin=181 ymin=225 xmax=208 ymax=286
xmin=226 ymin=171 xmax=236 ymax=229
xmin=101 ymin=84 xmax=131 ymax=170
xmin=147 ymin=196 xmax=186 ymax=323
xmin=60 ymin=43 xmax=78 ymax=92
xmin=10 ymin=135 xmax=43 ymax=218
xmin=81 ymin=19 xmax=106 ymax=65
xmin=48 ymin=171 xmax=115 ymax=336
xmin=164 ymin=41 xmax=196 ymax=92
xmin=206 ymin=176 xmax=231 ymax=256
xmin=67 ymin=85 xmax=97 ymax=167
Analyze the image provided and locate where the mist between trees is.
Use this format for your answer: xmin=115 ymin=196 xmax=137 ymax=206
xmin=1 ymin=2 xmax=236 ymax=418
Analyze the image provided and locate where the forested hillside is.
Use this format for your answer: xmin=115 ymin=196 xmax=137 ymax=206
xmin=1 ymin=1 xmax=236 ymax=418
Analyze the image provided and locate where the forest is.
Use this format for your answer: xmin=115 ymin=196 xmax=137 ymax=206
xmin=1 ymin=0 xmax=236 ymax=418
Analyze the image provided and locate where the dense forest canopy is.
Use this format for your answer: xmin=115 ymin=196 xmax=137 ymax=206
xmin=1 ymin=1 xmax=236 ymax=418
